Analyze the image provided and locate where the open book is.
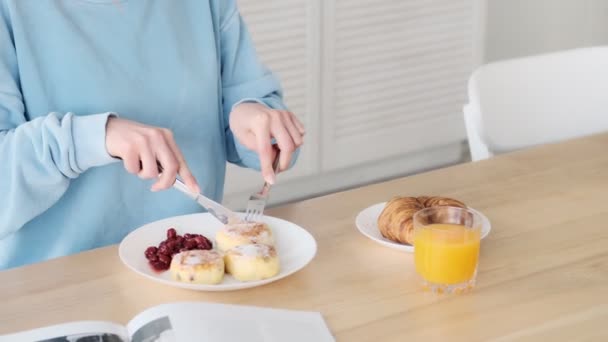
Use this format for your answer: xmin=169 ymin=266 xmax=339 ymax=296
xmin=0 ymin=302 xmax=335 ymax=342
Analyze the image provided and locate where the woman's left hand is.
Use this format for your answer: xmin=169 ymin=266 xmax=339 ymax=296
xmin=229 ymin=102 xmax=305 ymax=184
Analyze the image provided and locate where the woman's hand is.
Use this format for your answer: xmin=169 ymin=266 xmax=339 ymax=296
xmin=229 ymin=102 xmax=305 ymax=184
xmin=105 ymin=117 xmax=200 ymax=193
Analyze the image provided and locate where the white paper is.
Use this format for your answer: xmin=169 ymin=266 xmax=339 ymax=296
xmin=127 ymin=302 xmax=335 ymax=342
xmin=0 ymin=321 xmax=129 ymax=342
xmin=0 ymin=302 xmax=334 ymax=342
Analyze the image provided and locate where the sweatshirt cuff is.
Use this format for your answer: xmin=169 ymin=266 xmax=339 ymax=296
xmin=72 ymin=112 xmax=118 ymax=171
xmin=231 ymin=98 xmax=269 ymax=112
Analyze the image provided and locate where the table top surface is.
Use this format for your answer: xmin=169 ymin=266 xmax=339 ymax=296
xmin=1 ymin=133 xmax=608 ymax=341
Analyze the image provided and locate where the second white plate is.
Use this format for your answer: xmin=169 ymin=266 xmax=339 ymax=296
xmin=355 ymin=202 xmax=492 ymax=252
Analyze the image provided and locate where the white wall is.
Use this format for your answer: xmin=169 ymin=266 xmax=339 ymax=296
xmin=483 ymin=0 xmax=608 ymax=62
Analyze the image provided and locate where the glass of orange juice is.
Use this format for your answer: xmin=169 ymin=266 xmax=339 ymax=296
xmin=413 ymin=206 xmax=481 ymax=294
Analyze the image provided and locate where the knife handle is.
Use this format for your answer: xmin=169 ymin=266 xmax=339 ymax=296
xmin=117 ymin=158 xmax=194 ymax=194
xmin=172 ymin=178 xmax=198 ymax=199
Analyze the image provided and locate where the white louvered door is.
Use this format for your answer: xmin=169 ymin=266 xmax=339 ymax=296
xmin=224 ymin=0 xmax=476 ymax=208
xmin=223 ymin=0 xmax=320 ymax=206
xmin=321 ymin=0 xmax=473 ymax=171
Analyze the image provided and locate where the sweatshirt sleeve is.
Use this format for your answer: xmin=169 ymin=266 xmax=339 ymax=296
xmin=219 ymin=0 xmax=300 ymax=171
xmin=0 ymin=6 xmax=117 ymax=239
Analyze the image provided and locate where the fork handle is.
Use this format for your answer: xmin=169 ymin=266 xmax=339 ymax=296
xmin=271 ymin=147 xmax=281 ymax=174
xmin=258 ymin=148 xmax=281 ymax=196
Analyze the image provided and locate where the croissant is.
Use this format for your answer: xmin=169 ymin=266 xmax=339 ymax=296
xmin=377 ymin=196 xmax=466 ymax=245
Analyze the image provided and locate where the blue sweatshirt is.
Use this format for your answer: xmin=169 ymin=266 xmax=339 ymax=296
xmin=0 ymin=0 xmax=290 ymax=269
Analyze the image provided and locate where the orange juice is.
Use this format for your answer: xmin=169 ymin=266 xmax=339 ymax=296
xmin=414 ymin=223 xmax=480 ymax=285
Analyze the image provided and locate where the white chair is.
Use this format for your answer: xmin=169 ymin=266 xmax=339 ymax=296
xmin=463 ymin=46 xmax=608 ymax=161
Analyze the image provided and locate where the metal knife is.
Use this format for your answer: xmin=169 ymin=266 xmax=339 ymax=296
xmin=171 ymin=178 xmax=242 ymax=225
xmin=145 ymin=159 xmax=241 ymax=224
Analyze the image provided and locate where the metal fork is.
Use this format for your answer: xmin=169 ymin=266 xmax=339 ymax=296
xmin=244 ymin=149 xmax=281 ymax=222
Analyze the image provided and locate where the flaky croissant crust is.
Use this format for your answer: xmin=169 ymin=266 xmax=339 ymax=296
xmin=377 ymin=196 xmax=466 ymax=245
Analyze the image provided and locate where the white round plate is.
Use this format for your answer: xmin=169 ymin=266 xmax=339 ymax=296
xmin=355 ymin=202 xmax=492 ymax=252
xmin=119 ymin=213 xmax=317 ymax=291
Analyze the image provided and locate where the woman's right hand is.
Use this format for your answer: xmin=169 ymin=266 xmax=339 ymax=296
xmin=104 ymin=117 xmax=200 ymax=193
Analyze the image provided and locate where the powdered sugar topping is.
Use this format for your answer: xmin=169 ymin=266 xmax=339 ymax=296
xmin=231 ymin=244 xmax=275 ymax=258
xmin=178 ymin=250 xmax=220 ymax=265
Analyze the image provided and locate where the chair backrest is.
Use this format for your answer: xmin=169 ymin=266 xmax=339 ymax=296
xmin=463 ymin=46 xmax=608 ymax=161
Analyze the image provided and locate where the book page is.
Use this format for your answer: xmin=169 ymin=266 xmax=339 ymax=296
xmin=126 ymin=302 xmax=335 ymax=342
xmin=0 ymin=321 xmax=129 ymax=342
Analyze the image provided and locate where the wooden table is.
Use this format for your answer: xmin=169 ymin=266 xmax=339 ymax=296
xmin=1 ymin=133 xmax=608 ymax=341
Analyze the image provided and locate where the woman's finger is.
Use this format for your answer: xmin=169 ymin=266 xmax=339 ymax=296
xmin=162 ymin=129 xmax=200 ymax=193
xmin=252 ymin=113 xmax=275 ymax=184
xmin=290 ymin=112 xmax=305 ymax=134
xmin=281 ymin=111 xmax=303 ymax=147
xmin=151 ymin=136 xmax=179 ymax=192
xmin=121 ymin=146 xmax=141 ymax=174
xmin=270 ymin=113 xmax=296 ymax=171
xmin=136 ymin=135 xmax=158 ymax=179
